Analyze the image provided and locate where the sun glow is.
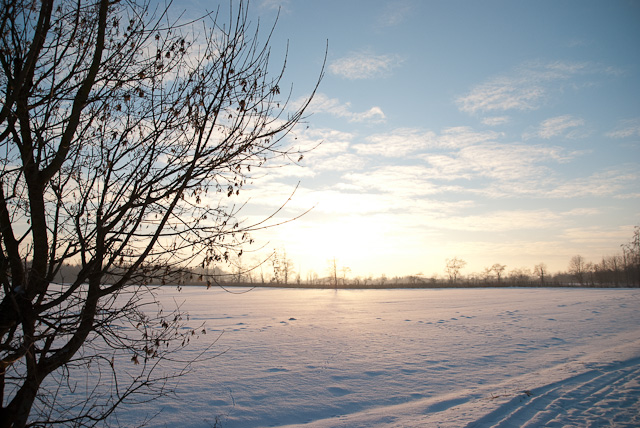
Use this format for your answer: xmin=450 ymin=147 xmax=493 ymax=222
xmin=271 ymin=213 xmax=396 ymax=277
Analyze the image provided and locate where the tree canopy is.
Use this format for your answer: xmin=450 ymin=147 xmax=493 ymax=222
xmin=0 ymin=0 xmax=321 ymax=425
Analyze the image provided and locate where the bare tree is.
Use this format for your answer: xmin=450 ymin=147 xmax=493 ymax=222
xmin=508 ymin=267 xmax=532 ymax=286
xmin=568 ymin=255 xmax=587 ymax=285
xmin=585 ymin=261 xmax=596 ymax=286
xmin=340 ymin=266 xmax=351 ymax=286
xmin=305 ymin=269 xmax=317 ymax=285
xmin=327 ymin=257 xmax=338 ymax=288
xmin=378 ymin=272 xmax=387 ymax=287
xmin=605 ymin=255 xmax=623 ymax=286
xmin=233 ymin=254 xmax=246 ymax=283
xmin=481 ymin=267 xmax=493 ymax=283
xmin=491 ymin=263 xmax=506 ymax=284
xmin=281 ymin=249 xmax=294 ymax=285
xmin=0 ymin=0 xmax=321 ymax=425
xmin=271 ymin=249 xmax=282 ymax=284
xmin=445 ymin=257 xmax=466 ymax=284
xmin=622 ymin=225 xmax=640 ymax=286
xmin=270 ymin=248 xmax=294 ymax=285
xmin=533 ymin=263 xmax=547 ymax=286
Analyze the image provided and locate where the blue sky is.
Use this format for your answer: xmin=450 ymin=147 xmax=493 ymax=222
xmin=196 ymin=1 xmax=640 ymax=279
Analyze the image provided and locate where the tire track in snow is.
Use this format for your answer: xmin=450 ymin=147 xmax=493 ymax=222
xmin=466 ymin=357 xmax=640 ymax=428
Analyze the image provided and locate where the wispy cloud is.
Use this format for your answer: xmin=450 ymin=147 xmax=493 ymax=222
xmin=343 ymin=165 xmax=458 ymax=197
xmin=300 ymin=93 xmax=386 ymax=123
xmin=560 ymin=225 xmax=634 ymax=245
xmin=431 ymin=208 xmax=606 ymax=236
xmin=285 ymin=128 xmax=365 ymax=172
xmin=546 ymin=167 xmax=639 ymax=198
xmin=296 ymin=189 xmax=390 ymax=215
xmin=329 ymin=51 xmax=403 ymax=80
xmin=566 ymin=38 xmax=589 ymax=48
xmin=474 ymin=164 xmax=638 ymax=199
xmin=457 ymin=61 xmax=593 ymax=114
xmin=353 ymin=127 xmax=501 ymax=157
xmin=352 ymin=129 xmax=436 ymax=157
xmin=441 ymin=209 xmax=566 ymax=232
xmin=377 ymin=1 xmax=413 ymax=27
xmin=311 ymin=153 xmax=366 ymax=172
xmin=481 ymin=116 xmax=510 ymax=126
xmin=437 ymin=127 xmax=503 ymax=148
xmin=259 ymin=0 xmax=291 ymax=12
xmin=525 ymin=115 xmax=586 ymax=139
xmin=287 ymin=128 xmax=353 ymax=159
xmin=422 ymin=142 xmax=576 ymax=183
xmin=606 ymin=118 xmax=640 ymax=138
xmin=457 ymin=78 xmax=545 ymax=114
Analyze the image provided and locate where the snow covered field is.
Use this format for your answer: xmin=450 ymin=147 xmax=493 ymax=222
xmin=117 ymin=287 xmax=640 ymax=427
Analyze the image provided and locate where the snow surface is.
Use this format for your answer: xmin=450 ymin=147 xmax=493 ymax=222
xmin=114 ymin=287 xmax=640 ymax=427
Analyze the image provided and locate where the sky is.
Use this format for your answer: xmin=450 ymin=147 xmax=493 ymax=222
xmin=188 ymin=0 xmax=640 ymax=279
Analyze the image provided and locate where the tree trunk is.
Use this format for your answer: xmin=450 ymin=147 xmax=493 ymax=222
xmin=0 ymin=375 xmax=40 ymax=428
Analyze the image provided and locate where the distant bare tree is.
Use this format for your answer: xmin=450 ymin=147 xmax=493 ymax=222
xmin=305 ymin=269 xmax=318 ymax=285
xmin=491 ymin=263 xmax=506 ymax=284
xmin=0 ymin=0 xmax=321 ymax=425
xmin=606 ymin=255 xmax=623 ymax=286
xmin=281 ymin=250 xmax=295 ymax=285
xmin=585 ymin=262 xmax=597 ymax=286
xmin=568 ymin=255 xmax=587 ymax=285
xmin=445 ymin=257 xmax=466 ymax=283
xmin=508 ymin=267 xmax=532 ymax=286
xmin=364 ymin=274 xmax=373 ymax=286
xmin=328 ymin=257 xmax=338 ymax=288
xmin=270 ymin=248 xmax=294 ymax=285
xmin=622 ymin=226 xmax=640 ymax=286
xmin=340 ymin=266 xmax=351 ymax=286
xmin=481 ymin=267 xmax=493 ymax=283
xmin=233 ymin=255 xmax=246 ymax=283
xmin=533 ymin=263 xmax=547 ymax=285
xmin=378 ymin=273 xmax=387 ymax=286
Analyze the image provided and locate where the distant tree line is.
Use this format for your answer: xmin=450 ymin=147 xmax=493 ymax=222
xmin=53 ymin=226 xmax=640 ymax=289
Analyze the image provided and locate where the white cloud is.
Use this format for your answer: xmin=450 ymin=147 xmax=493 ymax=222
xmin=527 ymin=115 xmax=586 ymax=139
xmin=606 ymin=118 xmax=640 ymax=138
xmin=301 ymin=93 xmax=386 ymax=123
xmin=560 ymin=225 xmax=633 ymax=244
xmin=378 ymin=1 xmax=412 ymax=27
xmin=311 ymin=153 xmax=366 ymax=172
xmin=353 ymin=127 xmax=501 ymax=157
xmin=343 ymin=165 xmax=450 ymax=197
xmin=457 ymin=61 xmax=593 ymax=114
xmin=423 ymin=142 xmax=576 ymax=183
xmin=472 ymin=164 xmax=638 ymax=199
xmin=249 ymin=162 xmax=316 ymax=184
xmin=297 ymin=189 xmax=389 ymax=215
xmin=481 ymin=116 xmax=510 ymax=126
xmin=354 ymin=106 xmax=386 ymax=122
xmin=567 ymin=38 xmax=588 ymax=48
xmin=329 ymin=51 xmax=403 ymax=80
xmin=435 ymin=207 xmax=605 ymax=234
xmin=352 ymin=129 xmax=436 ymax=157
xmin=284 ymin=128 xmax=367 ymax=171
xmin=457 ymin=76 xmax=545 ymax=114
xmin=259 ymin=0 xmax=291 ymax=12
xmin=437 ymin=127 xmax=502 ymax=148
xmin=546 ymin=167 xmax=639 ymax=198
xmin=441 ymin=209 xmax=565 ymax=232
xmin=614 ymin=192 xmax=640 ymax=200
xmin=420 ymin=154 xmax=474 ymax=181
xmin=289 ymin=127 xmax=354 ymax=154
